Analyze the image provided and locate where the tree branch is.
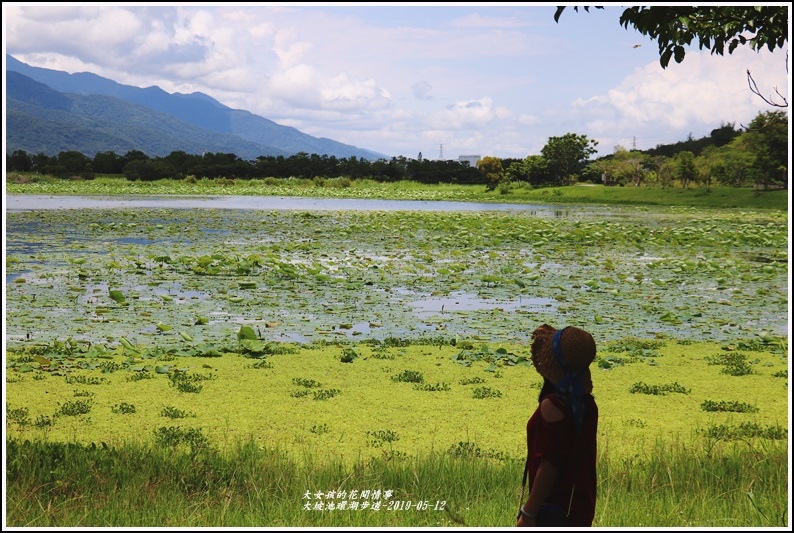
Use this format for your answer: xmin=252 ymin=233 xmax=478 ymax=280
xmin=746 ymin=50 xmax=789 ymax=109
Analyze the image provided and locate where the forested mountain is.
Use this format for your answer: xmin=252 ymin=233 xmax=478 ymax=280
xmin=5 ymin=54 xmax=387 ymax=160
xmin=6 ymin=71 xmax=288 ymax=159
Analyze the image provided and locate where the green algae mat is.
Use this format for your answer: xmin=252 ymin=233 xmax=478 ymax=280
xmin=5 ymin=206 xmax=789 ymax=461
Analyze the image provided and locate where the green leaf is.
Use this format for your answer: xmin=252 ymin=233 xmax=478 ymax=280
xmin=673 ymin=45 xmax=685 ymax=63
xmin=119 ymin=338 xmax=140 ymax=354
xmin=109 ymin=290 xmax=126 ymax=303
xmin=660 ymin=48 xmax=673 ymax=68
xmin=238 ymin=325 xmax=257 ymax=340
xmin=240 ymin=339 xmax=268 ymax=353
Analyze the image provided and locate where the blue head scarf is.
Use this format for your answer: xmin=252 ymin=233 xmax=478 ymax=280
xmin=551 ymin=326 xmax=588 ymax=434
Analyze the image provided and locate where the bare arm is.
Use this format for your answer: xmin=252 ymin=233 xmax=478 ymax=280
xmin=517 ymin=459 xmax=559 ymax=526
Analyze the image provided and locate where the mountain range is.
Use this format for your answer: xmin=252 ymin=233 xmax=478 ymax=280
xmin=4 ymin=54 xmax=388 ymax=161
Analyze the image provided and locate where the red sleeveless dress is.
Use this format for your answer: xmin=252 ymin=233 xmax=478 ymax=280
xmin=525 ymin=392 xmax=598 ymax=527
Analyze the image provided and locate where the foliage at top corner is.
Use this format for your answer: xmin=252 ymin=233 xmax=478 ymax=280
xmin=554 ymin=6 xmax=789 ymax=68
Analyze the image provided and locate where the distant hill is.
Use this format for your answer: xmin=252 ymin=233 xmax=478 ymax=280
xmin=6 ymin=71 xmax=289 ymax=159
xmin=5 ymin=54 xmax=388 ymax=160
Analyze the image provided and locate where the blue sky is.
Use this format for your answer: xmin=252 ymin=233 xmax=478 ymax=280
xmin=3 ymin=2 xmax=790 ymax=160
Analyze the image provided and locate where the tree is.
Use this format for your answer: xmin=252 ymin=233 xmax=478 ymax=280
xmin=674 ymin=151 xmax=697 ymax=189
xmin=715 ymin=138 xmax=755 ymax=187
xmin=590 ymin=146 xmax=647 ymax=187
xmin=743 ymin=110 xmax=788 ymax=188
xmin=57 ymin=150 xmax=93 ymax=179
xmin=123 ymin=159 xmax=173 ymax=182
xmin=7 ymin=150 xmax=32 ymax=172
xmin=92 ymin=151 xmax=124 ymax=174
xmin=651 ymin=156 xmax=675 ymax=189
xmin=31 ymin=153 xmax=54 ymax=174
xmin=540 ymin=133 xmax=598 ymax=185
xmin=477 ymin=156 xmax=505 ymax=191
xmin=506 ymin=155 xmax=551 ymax=186
xmin=695 ymin=146 xmax=719 ymax=190
xmin=708 ymin=122 xmax=740 ymax=147
xmin=554 ymin=6 xmax=789 ymax=68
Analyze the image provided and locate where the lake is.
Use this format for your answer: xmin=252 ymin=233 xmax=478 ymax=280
xmin=4 ymin=196 xmax=788 ymax=347
xmin=6 ymin=194 xmax=584 ymax=216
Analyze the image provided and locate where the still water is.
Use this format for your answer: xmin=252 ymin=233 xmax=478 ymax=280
xmin=5 ymin=194 xmax=586 ymax=216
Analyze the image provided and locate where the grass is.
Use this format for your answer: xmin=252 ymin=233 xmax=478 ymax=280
xmin=4 ymin=434 xmax=788 ymax=527
xmin=5 ymin=174 xmax=788 ymax=211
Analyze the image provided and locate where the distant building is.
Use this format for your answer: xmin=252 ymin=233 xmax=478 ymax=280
xmin=458 ymin=155 xmax=481 ymax=167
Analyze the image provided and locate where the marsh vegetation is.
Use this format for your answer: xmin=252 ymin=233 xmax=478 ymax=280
xmin=4 ymin=185 xmax=789 ymax=527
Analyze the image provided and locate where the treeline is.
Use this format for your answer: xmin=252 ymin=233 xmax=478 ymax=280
xmin=6 ymin=111 xmax=787 ymax=189
xmin=586 ymin=111 xmax=788 ymax=189
xmin=5 ymin=149 xmax=493 ymax=185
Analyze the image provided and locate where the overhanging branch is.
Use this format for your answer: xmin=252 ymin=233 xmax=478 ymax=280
xmin=746 ymin=50 xmax=789 ymax=108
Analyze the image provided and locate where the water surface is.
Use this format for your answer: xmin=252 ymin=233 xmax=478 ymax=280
xmin=6 ymin=194 xmax=584 ymax=215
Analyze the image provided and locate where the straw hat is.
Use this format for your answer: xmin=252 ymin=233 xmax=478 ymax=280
xmin=530 ymin=324 xmax=596 ymax=395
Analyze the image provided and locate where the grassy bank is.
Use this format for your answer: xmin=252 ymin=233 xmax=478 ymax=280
xmin=5 ymin=175 xmax=789 ymax=210
xmin=5 ymin=435 xmax=787 ymax=527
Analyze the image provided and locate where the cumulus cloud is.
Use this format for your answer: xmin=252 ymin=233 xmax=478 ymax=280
xmin=272 ymin=27 xmax=313 ymax=67
xmin=571 ymin=46 xmax=788 ymax=150
xmin=269 ymin=64 xmax=323 ymax=108
xmin=6 ymin=6 xmax=144 ymax=62
xmin=5 ymin=4 xmax=786 ymax=160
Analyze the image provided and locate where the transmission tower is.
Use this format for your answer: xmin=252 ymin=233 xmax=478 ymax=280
xmin=439 ymin=144 xmax=444 ymax=160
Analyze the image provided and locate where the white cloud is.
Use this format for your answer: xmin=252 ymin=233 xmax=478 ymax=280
xmin=269 ymin=64 xmax=323 ymax=108
xmin=6 ymin=6 xmax=143 ymax=61
xmin=430 ymin=97 xmax=512 ymax=129
xmin=4 ymin=4 xmax=788 ymax=160
xmin=571 ymin=46 xmax=789 ymax=150
xmin=272 ymin=27 xmax=313 ymax=68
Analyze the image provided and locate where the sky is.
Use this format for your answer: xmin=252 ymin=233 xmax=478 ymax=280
xmin=2 ymin=2 xmax=791 ymax=160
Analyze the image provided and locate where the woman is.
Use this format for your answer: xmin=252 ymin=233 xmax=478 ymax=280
xmin=516 ymin=324 xmax=598 ymax=527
